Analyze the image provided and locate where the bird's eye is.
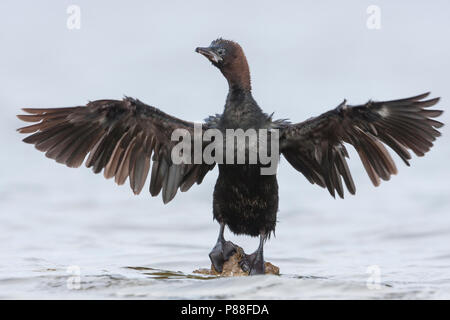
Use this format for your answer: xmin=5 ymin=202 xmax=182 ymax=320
xmin=217 ymin=48 xmax=226 ymax=56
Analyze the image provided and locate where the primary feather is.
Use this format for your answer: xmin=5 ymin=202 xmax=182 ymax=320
xmin=18 ymin=97 xmax=216 ymax=203
xmin=279 ymin=92 xmax=443 ymax=198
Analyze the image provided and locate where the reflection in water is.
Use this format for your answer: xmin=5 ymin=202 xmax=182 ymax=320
xmin=125 ymin=266 xmax=217 ymax=280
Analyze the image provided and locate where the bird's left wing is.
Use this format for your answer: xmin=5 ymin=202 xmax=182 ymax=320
xmin=17 ymin=97 xmax=217 ymax=203
xmin=279 ymin=92 xmax=443 ymax=198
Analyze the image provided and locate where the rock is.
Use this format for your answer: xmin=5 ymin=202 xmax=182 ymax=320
xmin=193 ymin=245 xmax=280 ymax=276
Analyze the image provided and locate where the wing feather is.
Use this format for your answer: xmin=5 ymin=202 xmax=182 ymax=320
xmin=280 ymin=93 xmax=443 ymax=198
xmin=17 ymin=97 xmax=217 ymax=203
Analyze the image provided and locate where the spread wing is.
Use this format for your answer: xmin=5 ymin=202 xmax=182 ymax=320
xmin=17 ymin=97 xmax=218 ymax=203
xmin=279 ymin=92 xmax=444 ymax=198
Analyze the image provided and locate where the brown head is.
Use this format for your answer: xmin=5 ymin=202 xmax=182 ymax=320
xmin=196 ymin=38 xmax=251 ymax=91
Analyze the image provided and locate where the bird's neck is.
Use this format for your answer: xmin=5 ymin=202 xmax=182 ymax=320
xmin=226 ymin=85 xmax=254 ymax=107
xmin=221 ymin=57 xmax=263 ymax=119
xmin=226 ymin=74 xmax=251 ymax=92
xmin=221 ymin=58 xmax=252 ymax=92
xmin=224 ymin=82 xmax=262 ymax=118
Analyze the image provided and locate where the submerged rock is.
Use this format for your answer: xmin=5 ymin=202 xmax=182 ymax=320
xmin=193 ymin=245 xmax=280 ymax=276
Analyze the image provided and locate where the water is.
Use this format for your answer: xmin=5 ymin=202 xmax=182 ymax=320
xmin=1 ymin=1 xmax=450 ymax=299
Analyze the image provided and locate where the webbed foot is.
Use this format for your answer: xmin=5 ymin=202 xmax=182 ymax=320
xmin=239 ymin=251 xmax=265 ymax=275
xmin=209 ymin=240 xmax=237 ymax=273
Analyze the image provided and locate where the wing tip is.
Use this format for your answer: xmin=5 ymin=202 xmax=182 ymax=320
xmin=416 ymin=92 xmax=431 ymax=100
xmin=17 ymin=114 xmax=37 ymax=122
xmin=20 ymin=108 xmax=45 ymax=114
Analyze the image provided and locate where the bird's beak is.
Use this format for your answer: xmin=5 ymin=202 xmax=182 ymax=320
xmin=195 ymin=47 xmax=222 ymax=63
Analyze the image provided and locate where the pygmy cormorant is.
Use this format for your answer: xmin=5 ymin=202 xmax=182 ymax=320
xmin=17 ymin=39 xmax=444 ymax=275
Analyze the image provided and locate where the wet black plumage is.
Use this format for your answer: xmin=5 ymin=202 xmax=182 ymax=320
xmin=17 ymin=39 xmax=444 ymax=275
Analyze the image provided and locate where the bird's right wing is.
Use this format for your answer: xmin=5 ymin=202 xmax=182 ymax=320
xmin=17 ymin=97 xmax=218 ymax=203
xmin=279 ymin=92 xmax=444 ymax=198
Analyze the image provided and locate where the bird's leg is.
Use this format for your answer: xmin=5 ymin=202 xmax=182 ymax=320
xmin=239 ymin=233 xmax=266 ymax=275
xmin=209 ymin=223 xmax=237 ymax=273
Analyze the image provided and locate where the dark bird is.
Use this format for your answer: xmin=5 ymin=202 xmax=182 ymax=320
xmin=17 ymin=38 xmax=444 ymax=275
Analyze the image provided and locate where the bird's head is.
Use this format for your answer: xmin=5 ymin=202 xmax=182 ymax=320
xmin=196 ymin=38 xmax=251 ymax=91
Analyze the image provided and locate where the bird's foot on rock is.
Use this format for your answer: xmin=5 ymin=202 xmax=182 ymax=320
xmin=239 ymin=251 xmax=265 ymax=275
xmin=209 ymin=240 xmax=237 ymax=273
